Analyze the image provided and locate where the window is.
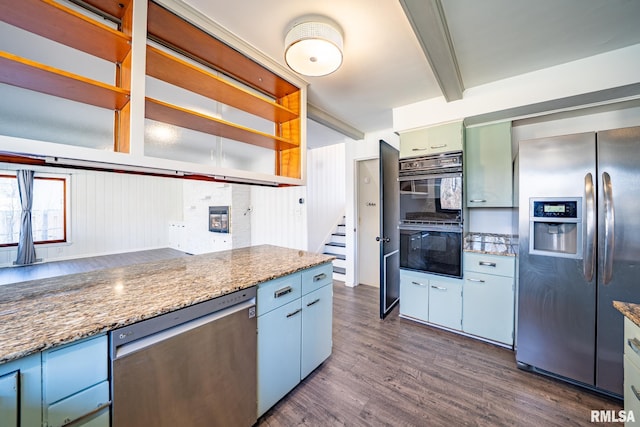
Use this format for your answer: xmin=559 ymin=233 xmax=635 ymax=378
xmin=0 ymin=174 xmax=67 ymax=246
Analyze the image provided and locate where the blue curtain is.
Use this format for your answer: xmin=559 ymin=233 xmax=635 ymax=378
xmin=15 ymin=170 xmax=37 ymax=265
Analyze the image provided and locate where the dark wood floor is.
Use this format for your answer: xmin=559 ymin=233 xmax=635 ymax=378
xmin=257 ymin=282 xmax=622 ymax=426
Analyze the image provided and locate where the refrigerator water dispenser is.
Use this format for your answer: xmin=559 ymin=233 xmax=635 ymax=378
xmin=529 ymin=198 xmax=582 ymax=258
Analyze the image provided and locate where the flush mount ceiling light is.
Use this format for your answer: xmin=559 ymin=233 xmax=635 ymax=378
xmin=284 ymin=20 xmax=343 ymax=77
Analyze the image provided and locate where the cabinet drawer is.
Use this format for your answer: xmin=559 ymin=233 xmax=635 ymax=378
xmin=257 ymin=273 xmax=302 ymax=316
xmin=46 ymin=381 xmax=109 ymax=427
xmin=301 ymin=263 xmax=333 ymax=295
xmin=464 ymin=252 xmax=515 ymax=277
xmin=399 ymin=270 xmax=429 ymax=321
xmin=625 ymin=318 xmax=640 ymax=372
xmin=43 ymin=335 xmax=108 ymax=405
xmin=625 ymin=354 xmax=640 ymax=422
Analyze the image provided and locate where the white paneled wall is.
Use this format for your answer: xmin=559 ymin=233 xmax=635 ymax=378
xmin=250 ymin=185 xmax=307 ymax=250
xmin=306 ymin=143 xmax=346 ymax=252
xmin=0 ymin=169 xmax=183 ymax=266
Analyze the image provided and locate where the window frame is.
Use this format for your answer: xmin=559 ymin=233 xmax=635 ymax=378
xmin=0 ymin=172 xmax=69 ymax=247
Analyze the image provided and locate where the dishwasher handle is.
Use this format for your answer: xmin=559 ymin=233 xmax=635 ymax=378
xmin=113 ymin=299 xmax=255 ymax=360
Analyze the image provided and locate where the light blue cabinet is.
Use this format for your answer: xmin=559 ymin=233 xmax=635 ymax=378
xmin=257 ymin=262 xmax=333 ymax=417
xmin=428 ymin=276 xmax=463 ymax=330
xmin=257 ymin=298 xmax=302 ymax=416
xmin=301 ymin=284 xmax=333 ymax=379
xmin=462 ymin=253 xmax=515 ymax=346
xmin=0 ymin=353 xmax=42 ymax=427
xmin=399 ymin=269 xmax=462 ymax=331
xmin=42 ymin=334 xmax=110 ymax=427
xmin=465 ymin=121 xmax=513 ymax=207
xmin=399 ymin=269 xmax=429 ymax=322
xmin=399 ymin=121 xmax=464 ymax=158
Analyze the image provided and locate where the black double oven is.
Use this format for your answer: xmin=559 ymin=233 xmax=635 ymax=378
xmin=399 ymin=152 xmax=463 ymax=278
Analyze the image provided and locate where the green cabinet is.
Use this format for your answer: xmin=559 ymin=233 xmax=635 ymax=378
xmin=465 ymin=121 xmax=513 ymax=207
xmin=462 ymin=253 xmax=515 ymax=346
xmin=0 ymin=353 xmax=41 ymax=427
xmin=257 ymin=263 xmax=333 ymax=417
xmin=399 ymin=121 xmax=464 ymax=159
xmin=624 ymin=318 xmax=640 ymax=424
xmin=399 ymin=269 xmax=462 ymax=331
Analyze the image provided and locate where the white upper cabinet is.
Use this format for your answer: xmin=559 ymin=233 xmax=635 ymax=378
xmin=465 ymin=121 xmax=513 ymax=207
xmin=399 ymin=121 xmax=464 ymax=159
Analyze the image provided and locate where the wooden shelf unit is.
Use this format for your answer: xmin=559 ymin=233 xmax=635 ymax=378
xmin=0 ymin=52 xmax=130 ymax=110
xmin=145 ymin=98 xmax=299 ymax=151
xmin=145 ymin=1 xmax=302 ymax=179
xmin=0 ymin=0 xmax=132 ymax=63
xmin=0 ymin=0 xmax=133 ymax=153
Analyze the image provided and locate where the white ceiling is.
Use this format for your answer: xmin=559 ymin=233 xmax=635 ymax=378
xmin=182 ymin=0 xmax=640 ymax=146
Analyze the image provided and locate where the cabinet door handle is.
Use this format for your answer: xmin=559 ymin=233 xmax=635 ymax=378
xmin=274 ymin=286 xmax=292 ymax=298
xmin=313 ymin=273 xmax=327 ymax=282
xmin=306 ymin=298 xmax=320 ymax=307
xmin=430 ymin=285 xmax=447 ymax=291
xmin=470 ymin=199 xmax=487 ymax=203
xmin=479 ymin=261 xmax=497 ymax=267
xmin=632 ymin=385 xmax=640 ymax=402
xmin=628 ymin=338 xmax=640 ymax=356
xmin=430 ymin=144 xmax=447 ymax=149
xmin=412 ymin=147 xmax=428 ymax=152
xmin=62 ymin=401 xmax=111 ymax=427
xmin=467 ymin=278 xmax=485 ymax=283
xmin=286 ymin=308 xmax=302 ymax=318
xmin=411 ymin=281 xmax=427 ymax=287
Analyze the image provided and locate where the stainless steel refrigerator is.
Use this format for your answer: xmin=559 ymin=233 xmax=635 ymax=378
xmin=517 ymin=126 xmax=640 ymax=397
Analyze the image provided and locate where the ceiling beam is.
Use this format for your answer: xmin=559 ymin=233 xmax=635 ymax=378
xmin=307 ymin=104 xmax=365 ymax=141
xmin=399 ymin=0 xmax=464 ymax=102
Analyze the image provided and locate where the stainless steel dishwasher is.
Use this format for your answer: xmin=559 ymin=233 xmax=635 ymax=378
xmin=110 ymin=287 xmax=257 ymax=427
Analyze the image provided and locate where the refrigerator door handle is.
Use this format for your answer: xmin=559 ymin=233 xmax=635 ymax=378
xmin=602 ymin=172 xmax=615 ymax=284
xmin=583 ymin=173 xmax=596 ymax=282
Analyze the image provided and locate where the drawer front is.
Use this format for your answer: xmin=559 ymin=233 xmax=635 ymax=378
xmin=464 ymin=252 xmax=515 ymax=277
xmin=399 ymin=270 xmax=429 ymax=321
xmin=301 ymin=263 xmax=333 ymax=295
xmin=43 ymin=335 xmax=108 ymax=405
xmin=625 ymin=354 xmax=640 ymax=423
xmin=257 ymin=272 xmax=302 ymax=316
xmin=625 ymin=318 xmax=640 ymax=371
xmin=46 ymin=380 xmax=109 ymax=427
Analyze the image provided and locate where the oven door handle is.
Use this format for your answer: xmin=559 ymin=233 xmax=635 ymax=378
xmin=398 ymin=172 xmax=462 ymax=182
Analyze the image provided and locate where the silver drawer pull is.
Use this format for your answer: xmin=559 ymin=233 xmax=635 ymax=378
xmin=62 ymin=401 xmax=111 ymax=427
xmin=286 ymin=308 xmax=302 ymax=318
xmin=306 ymin=298 xmax=320 ymax=307
xmin=274 ymin=286 xmax=293 ymax=298
xmin=412 ymin=147 xmax=428 ymax=151
xmin=313 ymin=273 xmax=327 ymax=282
xmin=470 ymin=199 xmax=487 ymax=203
xmin=411 ymin=281 xmax=427 ymax=287
xmin=430 ymin=144 xmax=447 ymax=149
xmin=430 ymin=285 xmax=447 ymax=291
xmin=632 ymin=385 xmax=640 ymax=402
xmin=467 ymin=278 xmax=485 ymax=283
xmin=479 ymin=261 xmax=497 ymax=267
xmin=628 ymin=338 xmax=640 ymax=356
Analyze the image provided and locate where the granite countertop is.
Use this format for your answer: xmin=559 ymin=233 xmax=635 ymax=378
xmin=464 ymin=232 xmax=518 ymax=256
xmin=0 ymin=245 xmax=334 ymax=364
xmin=614 ymin=301 xmax=640 ymax=327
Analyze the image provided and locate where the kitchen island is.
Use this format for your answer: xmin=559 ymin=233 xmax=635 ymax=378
xmin=0 ymin=245 xmax=333 ymax=364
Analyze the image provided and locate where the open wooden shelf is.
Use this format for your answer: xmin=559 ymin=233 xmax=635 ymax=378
xmin=145 ymin=98 xmax=299 ymax=151
xmin=0 ymin=0 xmax=131 ymax=63
xmin=146 ymin=1 xmax=298 ymax=100
xmin=0 ymin=51 xmax=130 ymax=110
xmin=146 ymin=46 xmax=298 ymax=124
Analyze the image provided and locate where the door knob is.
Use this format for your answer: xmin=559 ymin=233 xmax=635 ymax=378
xmin=376 ymin=236 xmax=390 ymax=243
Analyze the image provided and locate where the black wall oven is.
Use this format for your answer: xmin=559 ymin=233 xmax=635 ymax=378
xmin=399 ymin=152 xmax=463 ymax=278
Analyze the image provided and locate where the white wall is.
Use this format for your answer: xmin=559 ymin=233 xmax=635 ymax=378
xmin=306 ymin=143 xmax=347 ymax=253
xmin=344 ymin=129 xmax=400 ymax=287
xmin=250 ymin=185 xmax=307 ymax=250
xmin=0 ymin=168 xmax=183 ymax=266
